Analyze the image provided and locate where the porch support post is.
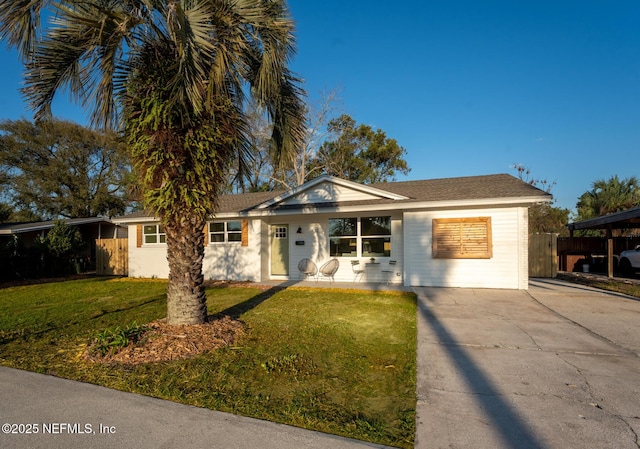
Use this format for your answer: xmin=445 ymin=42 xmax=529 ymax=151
xmin=606 ymin=225 xmax=613 ymax=279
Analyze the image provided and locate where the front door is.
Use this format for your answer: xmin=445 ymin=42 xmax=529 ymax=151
xmin=270 ymin=224 xmax=289 ymax=276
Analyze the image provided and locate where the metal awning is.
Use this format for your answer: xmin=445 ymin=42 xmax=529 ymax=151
xmin=567 ymin=207 xmax=640 ymax=231
xmin=566 ymin=206 xmax=640 ymax=278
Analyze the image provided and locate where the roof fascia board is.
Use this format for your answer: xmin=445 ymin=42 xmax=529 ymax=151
xmin=567 ymin=207 xmax=640 ymax=230
xmin=0 ymin=218 xmax=112 ymax=234
xmin=114 ymin=195 xmax=550 ymax=222
xmin=236 ymin=195 xmax=550 ymax=218
xmin=111 ymin=216 xmax=158 ymax=225
xmin=328 ymin=177 xmax=410 ymax=200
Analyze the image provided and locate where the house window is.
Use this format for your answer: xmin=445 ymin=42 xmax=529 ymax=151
xmin=329 ymin=216 xmax=391 ymax=257
xmin=361 ymin=216 xmax=391 ymax=257
xmin=329 ymin=218 xmax=357 ymax=257
xmin=143 ymin=224 xmax=166 ymax=245
xmin=209 ymin=221 xmax=243 ymax=243
xmin=432 ymin=217 xmax=492 ymax=259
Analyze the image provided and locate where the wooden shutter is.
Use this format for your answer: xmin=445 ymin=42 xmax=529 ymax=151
xmin=203 ymin=222 xmax=209 ymax=246
xmin=241 ymin=220 xmax=249 ymax=247
xmin=432 ymin=217 xmax=492 ymax=259
xmin=136 ymin=225 xmax=142 ymax=248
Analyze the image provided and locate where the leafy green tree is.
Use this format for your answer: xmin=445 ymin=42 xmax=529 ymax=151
xmin=45 ymin=221 xmax=84 ymax=258
xmin=0 ymin=119 xmax=132 ymax=219
xmin=43 ymin=221 xmax=85 ymax=275
xmin=0 ymin=203 xmax=12 ymax=223
xmin=314 ymin=114 xmax=410 ymax=184
xmin=230 ymin=93 xmax=408 ymax=192
xmin=576 ymin=176 xmax=640 ymax=220
xmin=528 ymin=204 xmax=570 ymax=236
xmin=0 ymin=1 xmax=305 ymax=324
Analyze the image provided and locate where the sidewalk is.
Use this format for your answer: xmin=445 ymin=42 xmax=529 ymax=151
xmin=0 ymin=366 xmax=388 ymax=449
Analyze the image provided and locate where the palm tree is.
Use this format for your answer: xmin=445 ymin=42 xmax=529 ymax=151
xmin=576 ymin=176 xmax=640 ymax=220
xmin=0 ymin=0 xmax=305 ymax=324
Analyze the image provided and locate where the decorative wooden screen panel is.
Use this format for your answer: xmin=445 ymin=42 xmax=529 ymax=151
xmin=241 ymin=220 xmax=249 ymax=247
xmin=136 ymin=225 xmax=142 ymax=248
xmin=432 ymin=217 xmax=492 ymax=259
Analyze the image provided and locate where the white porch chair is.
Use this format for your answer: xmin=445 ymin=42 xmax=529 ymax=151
xmin=318 ymin=258 xmax=340 ymax=283
xmin=298 ymin=258 xmax=318 ymax=281
xmin=351 ymin=260 xmax=365 ymax=282
xmin=381 ymin=260 xmax=397 ymax=284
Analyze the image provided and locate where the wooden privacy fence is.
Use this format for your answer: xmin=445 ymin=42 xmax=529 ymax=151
xmin=557 ymin=236 xmax=640 ymax=273
xmin=529 ymin=233 xmax=557 ymax=278
xmin=96 ymin=238 xmax=128 ymax=276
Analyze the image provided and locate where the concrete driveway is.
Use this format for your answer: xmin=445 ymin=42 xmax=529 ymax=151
xmin=415 ymin=278 xmax=640 ymax=449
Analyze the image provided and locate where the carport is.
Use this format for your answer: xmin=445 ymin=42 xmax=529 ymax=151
xmin=566 ymin=206 xmax=640 ymax=278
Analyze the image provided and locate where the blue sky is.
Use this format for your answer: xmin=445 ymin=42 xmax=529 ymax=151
xmin=1 ymin=1 xmax=639 ymax=213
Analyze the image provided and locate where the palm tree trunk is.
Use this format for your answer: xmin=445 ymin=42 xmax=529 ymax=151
xmin=164 ymin=215 xmax=208 ymax=325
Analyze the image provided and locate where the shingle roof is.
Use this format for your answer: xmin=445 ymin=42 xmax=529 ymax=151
xmin=114 ymin=173 xmax=550 ymax=220
xmin=368 ymin=173 xmax=549 ymax=202
xmin=217 ymin=190 xmax=285 ymax=213
xmin=262 ymin=174 xmax=550 ymax=212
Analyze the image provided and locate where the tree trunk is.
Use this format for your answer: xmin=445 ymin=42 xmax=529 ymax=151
xmin=164 ymin=215 xmax=208 ymax=325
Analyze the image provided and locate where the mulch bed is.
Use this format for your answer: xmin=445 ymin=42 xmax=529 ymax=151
xmin=85 ymin=315 xmax=246 ymax=365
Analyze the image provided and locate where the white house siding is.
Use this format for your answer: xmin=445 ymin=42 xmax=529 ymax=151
xmin=126 ymin=220 xmax=262 ymax=281
xmin=389 ymin=218 xmax=404 ymax=284
xmin=203 ymin=219 xmax=261 ymax=282
xmin=283 ymin=212 xmax=404 ymax=284
xmin=126 ymin=224 xmax=169 ymax=278
xmin=285 ymin=216 xmax=330 ymax=280
xmin=403 ymin=207 xmax=527 ymax=289
xmin=516 ymin=206 xmax=529 ymax=289
xmin=125 ymin=207 xmax=524 ymax=288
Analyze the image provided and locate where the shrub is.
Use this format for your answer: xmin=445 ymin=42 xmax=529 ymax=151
xmin=90 ymin=322 xmax=149 ymax=356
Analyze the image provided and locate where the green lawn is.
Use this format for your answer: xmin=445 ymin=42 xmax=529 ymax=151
xmin=0 ymin=278 xmax=416 ymax=448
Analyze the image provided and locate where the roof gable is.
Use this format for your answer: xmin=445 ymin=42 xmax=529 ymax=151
xmin=254 ymin=175 xmax=409 ymax=209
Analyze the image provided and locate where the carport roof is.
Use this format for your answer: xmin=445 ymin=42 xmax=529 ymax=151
xmin=567 ymin=206 xmax=640 ymax=231
xmin=0 ymin=217 xmax=114 ymax=235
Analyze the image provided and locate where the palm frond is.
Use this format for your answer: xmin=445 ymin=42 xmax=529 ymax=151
xmin=0 ymin=0 xmax=49 ymax=60
xmin=5 ymin=0 xmax=306 ymax=169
